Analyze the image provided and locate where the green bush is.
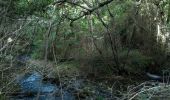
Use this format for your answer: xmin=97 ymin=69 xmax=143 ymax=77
xmin=119 ymin=49 xmax=151 ymax=74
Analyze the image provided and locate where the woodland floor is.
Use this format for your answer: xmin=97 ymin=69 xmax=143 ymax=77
xmin=0 ymin=59 xmax=170 ymax=100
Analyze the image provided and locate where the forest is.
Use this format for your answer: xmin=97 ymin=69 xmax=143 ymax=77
xmin=0 ymin=0 xmax=170 ymax=100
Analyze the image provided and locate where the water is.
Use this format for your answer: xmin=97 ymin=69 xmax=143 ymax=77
xmin=12 ymin=72 xmax=75 ymax=100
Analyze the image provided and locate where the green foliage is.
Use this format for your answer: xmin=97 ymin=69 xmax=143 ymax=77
xmin=1 ymin=0 xmax=169 ymax=78
xmin=31 ymin=47 xmax=44 ymax=59
xmin=96 ymin=96 xmax=104 ymax=100
xmin=31 ymin=28 xmax=45 ymax=59
xmin=110 ymin=1 xmax=133 ymax=22
xmin=0 ymin=94 xmax=6 ymax=100
xmin=119 ymin=49 xmax=151 ymax=74
xmin=15 ymin=0 xmax=53 ymax=15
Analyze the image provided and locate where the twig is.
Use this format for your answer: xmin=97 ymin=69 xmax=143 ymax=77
xmin=129 ymin=83 xmax=170 ymax=100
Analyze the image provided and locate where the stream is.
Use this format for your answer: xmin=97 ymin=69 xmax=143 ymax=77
xmin=9 ymin=55 xmax=75 ymax=100
xmin=11 ymin=72 xmax=75 ymax=100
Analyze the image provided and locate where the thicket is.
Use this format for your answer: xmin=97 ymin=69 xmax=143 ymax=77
xmin=0 ymin=0 xmax=170 ymax=78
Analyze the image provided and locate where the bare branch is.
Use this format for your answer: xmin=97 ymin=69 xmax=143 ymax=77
xmin=52 ymin=0 xmax=66 ymax=5
xmin=66 ymin=1 xmax=91 ymax=11
xmin=82 ymin=0 xmax=93 ymax=8
xmin=54 ymin=0 xmax=114 ymax=24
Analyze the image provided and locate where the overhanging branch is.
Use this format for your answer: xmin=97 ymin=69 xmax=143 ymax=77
xmin=54 ymin=0 xmax=114 ymax=25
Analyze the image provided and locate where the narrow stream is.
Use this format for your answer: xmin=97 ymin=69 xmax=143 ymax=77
xmin=11 ymin=72 xmax=75 ymax=100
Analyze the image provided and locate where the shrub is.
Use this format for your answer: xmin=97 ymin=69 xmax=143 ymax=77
xmin=119 ymin=49 xmax=151 ymax=74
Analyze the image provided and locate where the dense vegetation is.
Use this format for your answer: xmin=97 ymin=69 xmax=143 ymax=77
xmin=0 ymin=0 xmax=170 ymax=100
